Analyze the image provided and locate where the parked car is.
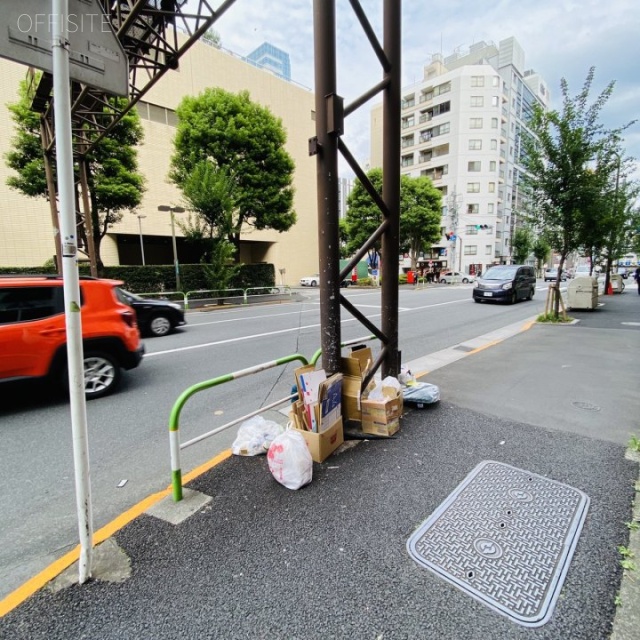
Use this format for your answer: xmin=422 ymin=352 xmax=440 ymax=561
xmin=439 ymin=271 xmax=476 ymax=284
xmin=544 ymin=269 xmax=568 ymax=282
xmin=300 ymin=274 xmax=351 ymax=287
xmin=0 ymin=275 xmax=144 ymax=399
xmin=115 ymin=289 xmax=186 ymax=337
xmin=300 ymin=274 xmax=320 ymax=287
xmin=616 ymin=267 xmax=630 ymax=279
xmin=473 ymin=265 xmax=536 ymax=304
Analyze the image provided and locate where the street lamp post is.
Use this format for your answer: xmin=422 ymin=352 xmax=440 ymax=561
xmin=158 ymin=206 xmax=185 ymax=290
xmin=137 ymin=214 xmax=147 ymax=266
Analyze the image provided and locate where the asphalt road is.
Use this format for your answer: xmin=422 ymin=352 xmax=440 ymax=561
xmin=0 ymin=281 xmax=556 ymax=599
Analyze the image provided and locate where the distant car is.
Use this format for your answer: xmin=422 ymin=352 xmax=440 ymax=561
xmin=439 ymin=271 xmax=476 ymax=284
xmin=544 ymin=269 xmax=567 ymax=282
xmin=115 ymin=289 xmax=186 ymax=337
xmin=300 ymin=274 xmax=320 ymax=287
xmin=473 ymin=265 xmax=536 ymax=304
xmin=300 ymin=274 xmax=351 ymax=287
xmin=616 ymin=267 xmax=629 ymax=279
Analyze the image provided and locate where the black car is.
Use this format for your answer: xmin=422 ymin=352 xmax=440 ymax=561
xmin=116 ymin=289 xmax=186 ymax=337
xmin=473 ymin=265 xmax=536 ymax=304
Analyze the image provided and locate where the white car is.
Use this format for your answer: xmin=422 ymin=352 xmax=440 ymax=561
xmin=300 ymin=274 xmax=320 ymax=287
xmin=299 ymin=274 xmax=351 ymax=287
xmin=439 ymin=271 xmax=476 ymax=284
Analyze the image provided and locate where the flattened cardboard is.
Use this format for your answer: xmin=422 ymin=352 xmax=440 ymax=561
xmin=341 ymin=346 xmax=373 ymax=423
xmin=292 ymin=366 xmax=343 ymax=432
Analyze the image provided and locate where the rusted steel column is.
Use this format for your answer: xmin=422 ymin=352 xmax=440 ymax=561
xmin=381 ymin=0 xmax=401 ymax=378
xmin=41 ymin=119 xmax=62 ymax=273
xmin=313 ymin=0 xmax=342 ymax=375
xmin=79 ymin=159 xmax=98 ymax=277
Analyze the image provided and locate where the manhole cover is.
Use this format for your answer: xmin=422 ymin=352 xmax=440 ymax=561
xmin=572 ymin=401 xmax=601 ymax=411
xmin=407 ymin=461 xmax=589 ymax=627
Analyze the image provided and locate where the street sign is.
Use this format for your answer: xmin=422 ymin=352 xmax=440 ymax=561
xmin=0 ymin=0 xmax=128 ymax=96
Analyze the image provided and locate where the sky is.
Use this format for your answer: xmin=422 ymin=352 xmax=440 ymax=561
xmin=191 ymin=0 xmax=639 ymax=180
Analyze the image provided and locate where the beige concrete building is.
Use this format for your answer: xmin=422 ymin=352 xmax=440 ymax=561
xmin=0 ymin=35 xmax=320 ymax=286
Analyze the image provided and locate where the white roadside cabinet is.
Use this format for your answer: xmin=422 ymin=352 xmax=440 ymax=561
xmin=567 ymin=277 xmax=598 ymax=310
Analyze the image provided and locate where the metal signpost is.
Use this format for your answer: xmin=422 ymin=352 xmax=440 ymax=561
xmin=0 ymin=0 xmax=128 ymax=583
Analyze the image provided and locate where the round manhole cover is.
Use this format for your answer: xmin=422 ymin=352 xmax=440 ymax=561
xmin=572 ymin=401 xmax=601 ymax=412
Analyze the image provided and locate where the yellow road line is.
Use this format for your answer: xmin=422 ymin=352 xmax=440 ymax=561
xmin=0 ymin=448 xmax=233 ymax=618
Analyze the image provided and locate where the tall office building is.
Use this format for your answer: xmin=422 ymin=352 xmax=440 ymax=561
xmin=247 ymin=42 xmax=291 ymax=81
xmin=371 ymin=37 xmax=549 ymax=276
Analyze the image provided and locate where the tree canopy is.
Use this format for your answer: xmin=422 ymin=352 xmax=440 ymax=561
xmin=5 ymin=79 xmax=145 ymax=270
xmin=519 ymin=67 xmax=634 ymax=312
xmin=399 ymin=175 xmax=442 ymax=269
xmin=170 ymin=88 xmax=296 ymax=258
xmin=344 ymin=169 xmax=442 ymax=272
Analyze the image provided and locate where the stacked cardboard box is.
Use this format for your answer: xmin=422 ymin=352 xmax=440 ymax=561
xmin=361 ymin=386 xmax=403 ymax=437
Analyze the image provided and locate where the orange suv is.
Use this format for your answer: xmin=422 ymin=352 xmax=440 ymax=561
xmin=0 ymin=275 xmax=144 ymax=399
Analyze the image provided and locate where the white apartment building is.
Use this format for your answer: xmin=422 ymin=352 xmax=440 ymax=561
xmin=371 ymin=37 xmax=549 ymax=276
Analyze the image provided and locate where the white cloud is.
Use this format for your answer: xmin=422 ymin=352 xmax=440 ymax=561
xmin=189 ymin=0 xmax=640 ymax=175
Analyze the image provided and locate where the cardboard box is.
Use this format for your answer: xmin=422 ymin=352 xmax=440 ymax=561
xmin=290 ymin=416 xmax=344 ymax=463
xmin=341 ymin=346 xmax=373 ymax=423
xmin=361 ymin=388 xmax=403 ymax=437
xmin=361 ymin=417 xmax=400 ymax=437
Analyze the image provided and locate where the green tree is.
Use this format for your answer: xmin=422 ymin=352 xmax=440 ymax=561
xmin=5 ymin=79 xmax=145 ymax=271
xmin=170 ymin=88 xmax=296 ymax=260
xmin=85 ymin=104 xmax=146 ymax=269
xmin=511 ymin=228 xmax=534 ymax=265
xmin=532 ymin=236 xmax=551 ymax=277
xmin=520 ymin=67 xmax=632 ymax=315
xmin=400 ymin=175 xmax=442 ymax=270
xmin=344 ymin=168 xmax=384 ymax=271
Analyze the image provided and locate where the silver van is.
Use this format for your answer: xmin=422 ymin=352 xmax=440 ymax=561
xmin=473 ymin=265 xmax=537 ymax=304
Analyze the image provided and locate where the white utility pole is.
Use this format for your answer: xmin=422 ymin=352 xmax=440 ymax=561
xmin=52 ymin=0 xmax=93 ymax=583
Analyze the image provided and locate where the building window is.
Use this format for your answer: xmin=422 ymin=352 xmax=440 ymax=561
xmin=467 ymin=203 xmax=479 ymax=214
xmin=470 ymin=118 xmax=483 ymax=129
xmin=469 ymin=139 xmax=482 ymax=150
xmin=491 ymin=117 xmax=499 ymax=129
xmin=401 ymin=154 xmax=414 ymax=167
xmin=492 ymin=76 xmax=500 ymax=87
xmin=419 ymin=122 xmax=450 ymax=142
xmin=488 ymin=182 xmax=496 ymax=193
xmin=464 ymin=245 xmax=478 ymax=255
xmin=487 ymin=203 xmax=495 ymax=214
xmin=468 ymin=161 xmax=481 ymax=172
xmin=471 ymin=76 xmax=485 ymax=87
xmin=402 ymin=94 xmax=416 ymax=109
xmin=466 ymin=225 xmax=478 ymax=235
xmin=401 ymin=134 xmax=414 ymax=149
xmin=491 ymin=96 xmax=499 ymax=107
xmin=486 ymin=245 xmax=493 ymax=255
xmin=490 ymin=139 xmax=498 ymax=150
xmin=489 ymin=161 xmax=497 ymax=171
xmin=401 ymin=115 xmax=415 ymax=129
xmin=467 ymin=183 xmax=480 ymax=193
xmin=470 ymin=96 xmax=484 ymax=107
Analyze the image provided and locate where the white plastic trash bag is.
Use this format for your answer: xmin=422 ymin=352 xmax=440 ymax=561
xmin=232 ymin=416 xmax=284 ymax=456
xmin=267 ymin=430 xmax=313 ymax=490
xmin=367 ymin=376 xmax=402 ymax=401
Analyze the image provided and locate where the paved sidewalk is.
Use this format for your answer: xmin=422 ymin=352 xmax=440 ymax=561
xmin=0 ymin=291 xmax=638 ymax=639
